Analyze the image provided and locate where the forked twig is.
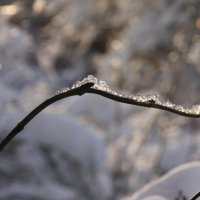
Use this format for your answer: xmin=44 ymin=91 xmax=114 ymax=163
xmin=0 ymin=75 xmax=200 ymax=200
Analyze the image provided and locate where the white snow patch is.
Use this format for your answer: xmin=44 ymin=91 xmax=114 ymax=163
xmin=0 ymin=112 xmax=113 ymax=199
xmin=123 ymin=162 xmax=200 ymax=200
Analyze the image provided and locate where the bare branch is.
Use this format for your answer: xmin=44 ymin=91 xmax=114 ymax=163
xmin=0 ymin=80 xmax=94 ymax=152
xmin=0 ymin=75 xmax=200 ymax=153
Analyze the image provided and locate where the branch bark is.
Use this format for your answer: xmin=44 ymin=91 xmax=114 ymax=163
xmin=1 ymin=75 xmax=200 ymax=152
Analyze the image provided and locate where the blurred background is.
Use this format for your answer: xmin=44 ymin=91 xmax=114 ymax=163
xmin=0 ymin=0 xmax=200 ymax=199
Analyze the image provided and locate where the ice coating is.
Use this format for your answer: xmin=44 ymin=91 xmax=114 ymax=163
xmin=191 ymin=105 xmax=200 ymax=115
xmin=56 ymin=75 xmax=200 ymax=117
xmin=55 ymin=75 xmax=97 ymax=95
xmin=88 ymin=76 xmax=200 ymax=117
xmin=71 ymin=75 xmax=98 ymax=89
xmin=55 ymin=87 xmax=70 ymax=95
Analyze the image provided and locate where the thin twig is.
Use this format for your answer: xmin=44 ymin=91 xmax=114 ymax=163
xmin=87 ymin=88 xmax=200 ymax=118
xmin=190 ymin=191 xmax=200 ymax=200
xmin=0 ymin=81 xmax=94 ymax=152
xmin=0 ymin=75 xmax=200 ymax=153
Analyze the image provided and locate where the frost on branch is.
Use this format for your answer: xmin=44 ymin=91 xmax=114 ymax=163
xmin=71 ymin=75 xmax=200 ymax=118
xmin=1 ymin=75 xmax=200 ymax=153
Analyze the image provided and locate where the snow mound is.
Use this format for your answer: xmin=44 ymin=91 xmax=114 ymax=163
xmin=1 ymin=112 xmax=105 ymax=169
xmin=0 ymin=112 xmax=113 ymax=199
xmin=123 ymin=162 xmax=200 ymax=200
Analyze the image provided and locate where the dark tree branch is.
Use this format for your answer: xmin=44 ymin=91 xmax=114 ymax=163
xmin=87 ymin=88 xmax=200 ymax=118
xmin=0 ymin=81 xmax=94 ymax=152
xmin=1 ymin=75 xmax=200 ymax=153
xmin=191 ymin=191 xmax=200 ymax=200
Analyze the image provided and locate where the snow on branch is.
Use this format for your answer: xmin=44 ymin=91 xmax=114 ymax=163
xmin=1 ymin=75 xmax=200 ymax=153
